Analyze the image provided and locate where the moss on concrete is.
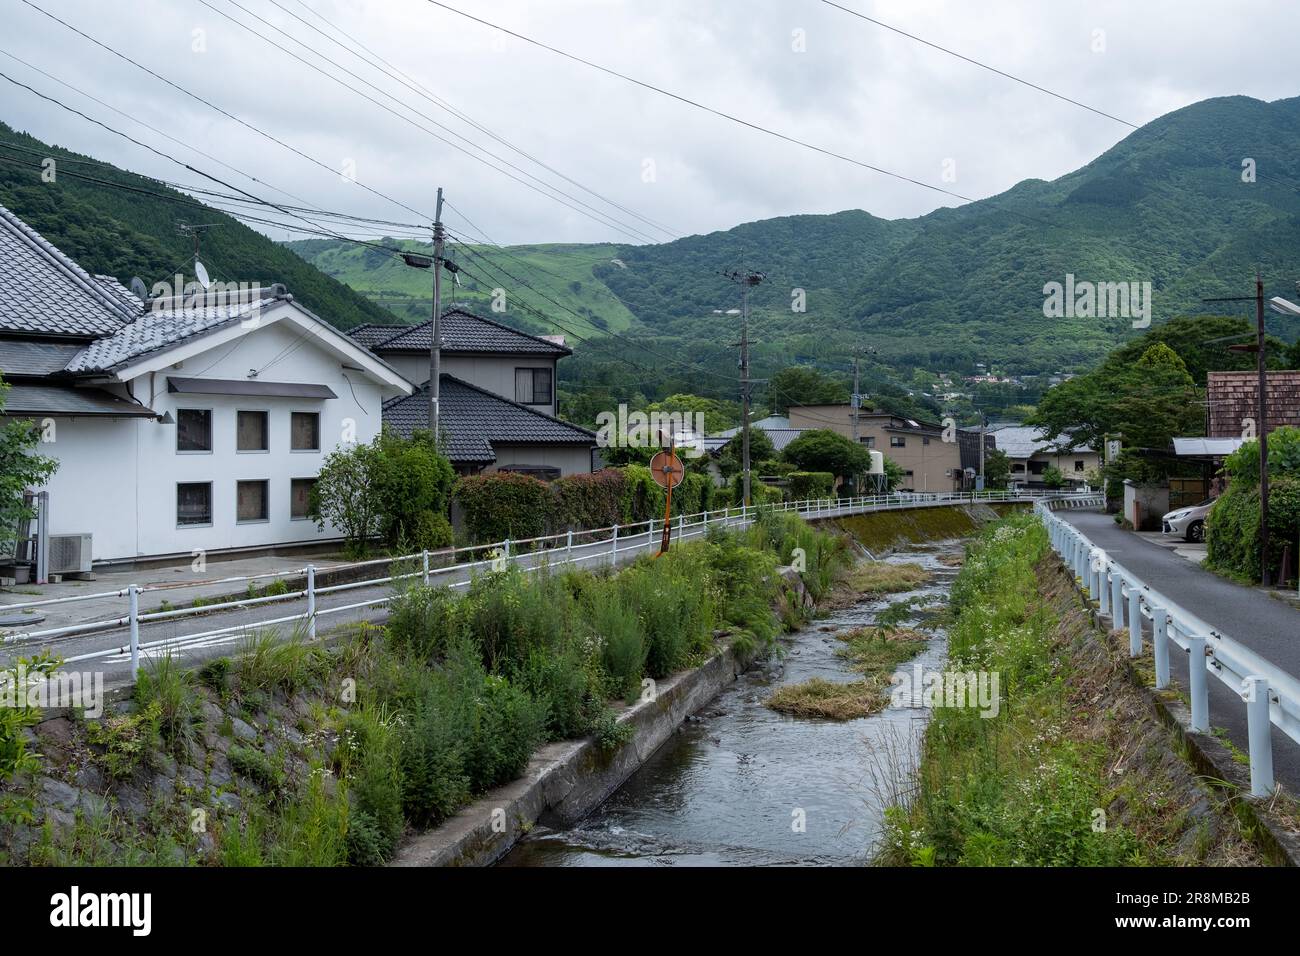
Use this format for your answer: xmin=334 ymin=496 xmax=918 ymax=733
xmin=829 ymin=503 xmax=1026 ymax=554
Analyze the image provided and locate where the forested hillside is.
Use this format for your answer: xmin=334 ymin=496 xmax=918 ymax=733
xmin=292 ymin=94 xmax=1300 ymax=379
xmin=0 ymin=122 xmax=393 ymax=330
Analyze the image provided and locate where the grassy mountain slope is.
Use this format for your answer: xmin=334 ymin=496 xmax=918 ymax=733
xmin=291 ymin=94 xmax=1300 ymax=377
xmin=0 ymin=122 xmax=395 ymax=330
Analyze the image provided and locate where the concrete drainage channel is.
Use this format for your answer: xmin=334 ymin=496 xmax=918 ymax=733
xmin=390 ymin=635 xmax=758 ymax=867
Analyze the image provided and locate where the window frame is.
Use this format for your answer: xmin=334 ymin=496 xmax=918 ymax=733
xmin=890 ymin=435 xmax=907 ymax=448
xmin=514 ymin=366 xmax=553 ymax=406
xmin=290 ymin=477 xmax=317 ymax=521
xmin=235 ymin=408 xmax=270 ymax=454
xmin=176 ymin=481 xmax=213 ymax=528
xmin=290 ymin=410 xmax=322 ymax=453
xmin=176 ymin=407 xmax=214 ymax=454
xmin=236 ymin=479 xmax=271 ymax=524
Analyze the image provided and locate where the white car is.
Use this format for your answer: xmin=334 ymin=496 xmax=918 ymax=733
xmin=1161 ymin=498 xmax=1215 ymax=543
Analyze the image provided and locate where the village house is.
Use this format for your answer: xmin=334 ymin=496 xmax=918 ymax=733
xmin=0 ymin=203 xmax=413 ymax=566
xmin=991 ymin=425 xmax=1098 ymax=489
xmin=785 ymin=404 xmax=963 ymax=492
xmin=348 ymin=309 xmax=597 ymax=479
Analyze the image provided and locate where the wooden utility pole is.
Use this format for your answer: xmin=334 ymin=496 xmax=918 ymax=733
xmin=851 ymin=351 xmax=861 ymax=494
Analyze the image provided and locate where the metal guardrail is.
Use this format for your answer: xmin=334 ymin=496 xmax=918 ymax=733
xmin=1 ymin=488 xmax=1087 ymax=682
xmin=1037 ymin=500 xmax=1300 ymax=797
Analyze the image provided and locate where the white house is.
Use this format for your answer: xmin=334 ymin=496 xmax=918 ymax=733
xmin=0 ymin=203 xmax=412 ymax=564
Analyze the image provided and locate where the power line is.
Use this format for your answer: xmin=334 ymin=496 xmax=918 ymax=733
xmin=16 ymin=0 xmax=433 ymax=224
xmin=421 ymin=0 xmax=987 ymax=209
xmin=193 ymin=0 xmax=664 ymax=245
xmin=267 ymin=0 xmax=679 ymax=239
xmin=0 ymin=70 xmax=407 ymax=258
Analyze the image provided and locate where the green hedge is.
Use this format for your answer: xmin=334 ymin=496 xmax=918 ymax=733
xmin=453 ymin=467 xmax=723 ymax=543
xmin=787 ymin=471 xmax=835 ymax=500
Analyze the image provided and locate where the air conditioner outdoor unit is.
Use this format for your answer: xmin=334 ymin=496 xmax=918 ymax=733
xmin=48 ymin=534 xmax=93 ymax=575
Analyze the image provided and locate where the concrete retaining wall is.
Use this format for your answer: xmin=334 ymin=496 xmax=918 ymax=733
xmin=390 ymin=637 xmax=757 ymax=867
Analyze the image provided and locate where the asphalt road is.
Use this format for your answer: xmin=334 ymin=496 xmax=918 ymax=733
xmin=1055 ymin=509 xmax=1300 ymax=792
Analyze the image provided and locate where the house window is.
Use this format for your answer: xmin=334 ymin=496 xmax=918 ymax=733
xmin=237 ymin=480 xmax=269 ymax=523
xmin=237 ymin=410 xmax=269 ymax=452
xmin=177 ymin=482 xmax=212 ymax=526
xmin=291 ymin=412 xmax=320 ymax=452
xmin=514 ymin=367 xmax=553 ymax=405
xmin=1074 ymin=460 xmax=1085 ymax=472
xmin=859 ymin=436 xmax=875 ymax=448
xmin=290 ymin=478 xmax=316 ymax=520
xmin=922 ymin=436 xmax=931 ymax=445
xmin=890 ymin=436 xmax=906 ymax=447
xmin=177 ymin=409 xmax=212 ymax=452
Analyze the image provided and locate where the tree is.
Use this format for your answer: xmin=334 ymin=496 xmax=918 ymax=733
xmin=0 ymin=379 xmax=57 ymax=544
xmin=1030 ymin=335 xmax=1203 ymax=485
xmin=311 ymin=429 xmax=453 ymax=556
xmin=645 ymin=393 xmax=739 ymax=433
xmin=768 ymin=366 xmax=849 ymax=415
xmin=983 ymin=448 xmax=1011 ymax=489
xmin=1041 ymin=466 xmax=1065 ymax=489
xmin=781 ymin=429 xmax=870 ymax=481
xmin=718 ymin=426 xmax=776 ymax=478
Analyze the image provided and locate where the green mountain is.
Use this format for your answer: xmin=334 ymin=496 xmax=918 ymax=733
xmin=290 ymin=94 xmax=1300 ymax=381
xmin=0 ymin=122 xmax=394 ymax=330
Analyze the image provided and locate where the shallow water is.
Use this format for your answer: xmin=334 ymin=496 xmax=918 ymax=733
xmin=499 ymin=543 xmax=963 ymax=867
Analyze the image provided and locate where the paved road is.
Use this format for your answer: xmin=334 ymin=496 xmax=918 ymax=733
xmin=1056 ymin=509 xmax=1300 ymax=792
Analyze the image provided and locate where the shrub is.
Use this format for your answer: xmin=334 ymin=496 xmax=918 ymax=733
xmin=552 ymin=469 xmax=624 ymax=530
xmin=787 ymin=471 xmax=835 ymax=501
xmin=619 ymin=464 xmax=665 ymax=524
xmin=85 ymin=701 xmax=162 ymax=779
xmin=516 ymin=641 xmax=602 ymax=740
xmin=588 ymin=584 xmax=646 ymax=701
xmin=134 ymin=653 xmax=202 ymax=756
xmin=399 ymin=679 xmax=470 ymax=826
xmin=338 ymin=707 xmax=404 ymax=865
xmin=454 ymin=472 xmax=551 ymax=543
xmin=385 ymin=584 xmax=459 ymax=661
xmin=1205 ymin=477 xmax=1300 ymax=582
xmin=229 ymin=743 xmax=284 ymax=790
xmin=372 ymin=430 xmax=455 ymax=548
xmin=407 ymin=510 xmax=454 ymax=551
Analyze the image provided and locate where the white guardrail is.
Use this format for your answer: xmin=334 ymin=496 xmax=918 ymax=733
xmin=0 ymin=488 xmax=1087 ymax=684
xmin=1038 ymin=500 xmax=1300 ymax=797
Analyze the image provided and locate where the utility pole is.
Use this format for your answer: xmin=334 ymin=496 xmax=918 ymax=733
xmin=851 ymin=350 xmax=861 ymax=495
xmin=429 ymin=187 xmax=445 ymax=441
xmin=978 ymin=411 xmax=986 ymax=491
xmin=728 ymin=271 xmax=764 ymax=507
xmin=1256 ymin=271 xmax=1271 ymax=586
xmin=1203 ymin=274 xmax=1272 ymax=584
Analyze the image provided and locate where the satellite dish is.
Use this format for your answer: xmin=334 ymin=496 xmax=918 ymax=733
xmin=129 ymin=276 xmax=148 ymax=300
xmin=194 ymin=260 xmax=211 ymax=290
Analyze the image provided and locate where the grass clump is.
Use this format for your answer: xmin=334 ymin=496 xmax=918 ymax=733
xmin=766 ymin=677 xmax=886 ymax=720
xmin=836 ymin=625 xmax=930 ymax=675
xmin=844 ymin=561 xmax=930 ymax=597
xmin=134 ymin=653 xmax=202 ymax=756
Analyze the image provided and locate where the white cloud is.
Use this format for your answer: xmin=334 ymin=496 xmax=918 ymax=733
xmin=2 ymin=0 xmax=1296 ymax=245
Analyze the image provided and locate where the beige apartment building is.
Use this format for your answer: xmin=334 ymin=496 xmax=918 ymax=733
xmin=786 ymin=405 xmax=962 ymax=492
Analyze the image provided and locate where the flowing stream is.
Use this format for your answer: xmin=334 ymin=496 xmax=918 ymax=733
xmin=499 ymin=541 xmax=963 ymax=867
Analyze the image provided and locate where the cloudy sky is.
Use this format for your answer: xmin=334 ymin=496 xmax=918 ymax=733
xmin=3 ymin=0 xmax=1298 ymax=246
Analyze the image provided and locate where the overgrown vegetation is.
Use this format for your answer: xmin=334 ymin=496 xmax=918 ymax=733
xmin=2 ymin=514 xmax=848 ymax=867
xmin=1206 ymin=426 xmax=1300 ymax=583
xmin=878 ymin=514 xmax=1261 ymax=866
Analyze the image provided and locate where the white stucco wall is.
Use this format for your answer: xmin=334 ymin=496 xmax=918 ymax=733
xmin=24 ymin=314 xmax=405 ymax=562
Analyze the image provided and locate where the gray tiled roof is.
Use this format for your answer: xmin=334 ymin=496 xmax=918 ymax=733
xmin=991 ymin=425 xmax=1093 ymax=459
xmin=382 ymin=374 xmax=595 ymax=463
xmin=65 ymin=299 xmax=272 ymax=373
xmin=0 ymin=203 xmax=137 ymax=337
xmin=351 ymin=308 xmax=570 ymax=355
xmin=0 ymin=340 xmax=85 ymax=377
xmin=2 ymin=384 xmax=157 ymax=417
xmin=347 ymin=324 xmax=408 ymax=349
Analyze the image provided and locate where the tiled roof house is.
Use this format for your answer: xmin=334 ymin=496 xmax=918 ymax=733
xmin=348 ymin=308 xmax=596 ymax=478
xmin=0 ymin=202 xmax=412 ymax=563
